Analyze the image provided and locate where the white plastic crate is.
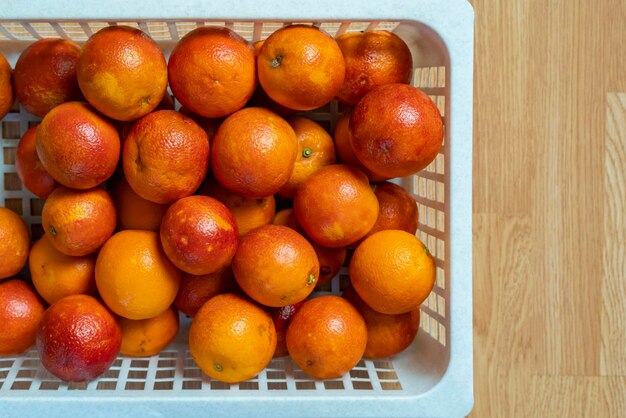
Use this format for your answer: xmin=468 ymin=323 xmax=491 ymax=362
xmin=0 ymin=1 xmax=474 ymax=417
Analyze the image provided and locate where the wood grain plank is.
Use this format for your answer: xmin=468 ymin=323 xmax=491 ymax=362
xmin=470 ymin=0 xmax=626 ymax=416
xmin=472 ymin=214 xmax=538 ymax=417
xmin=471 ymin=1 xmax=535 ymax=215
xmin=530 ymin=376 xmax=626 ymax=418
xmin=529 ymin=0 xmax=605 ymax=377
xmin=601 ymin=93 xmax=626 ymax=375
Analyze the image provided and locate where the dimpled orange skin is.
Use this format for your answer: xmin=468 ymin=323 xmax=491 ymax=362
xmin=0 ymin=280 xmax=45 ymax=356
xmin=36 ymin=295 xmax=121 ymax=382
xmin=119 ymin=306 xmax=179 ymax=357
xmin=365 ymin=181 xmax=419 ymax=239
xmin=294 ymin=164 xmax=379 ymax=248
xmin=36 ymin=102 xmax=120 ymax=190
xmin=174 ymin=269 xmax=236 ymax=317
xmin=160 ymin=196 xmax=239 ymax=276
xmin=77 ymin=26 xmax=167 ymax=121
xmin=211 ymin=107 xmax=298 ymax=198
xmin=278 ymin=117 xmax=337 ymax=198
xmin=336 ymin=31 xmax=413 ymax=105
xmin=123 ymin=110 xmax=209 ymax=204
xmin=0 ymin=208 xmax=29 ymax=281
xmin=29 ymin=234 xmax=97 ymax=305
xmin=112 ymin=178 xmax=168 ymax=232
xmin=258 ymin=25 xmax=345 ymax=111
xmin=189 ymin=293 xmax=276 ymax=383
xmin=350 ymin=230 xmax=436 ymax=315
xmin=342 ymin=286 xmax=419 ymax=359
xmin=349 ymin=83 xmax=444 ymax=178
xmin=16 ymin=126 xmax=59 ymax=198
xmin=333 ymin=111 xmax=389 ymax=182
xmin=168 ymin=27 xmax=256 ymax=118
xmin=200 ymin=177 xmax=275 ymax=236
xmin=13 ymin=38 xmax=83 ymax=117
xmin=95 ymin=230 xmax=181 ymax=320
xmin=41 ymin=186 xmax=116 ymax=257
xmin=0 ymin=53 xmax=14 ymax=120
xmin=286 ymin=295 xmax=367 ymax=379
xmin=233 ymin=225 xmax=319 ymax=308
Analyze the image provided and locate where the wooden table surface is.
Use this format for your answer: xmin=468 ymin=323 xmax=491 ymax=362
xmin=470 ymin=0 xmax=626 ymax=416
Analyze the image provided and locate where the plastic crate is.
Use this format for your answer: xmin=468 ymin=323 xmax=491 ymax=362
xmin=0 ymin=1 xmax=474 ymax=417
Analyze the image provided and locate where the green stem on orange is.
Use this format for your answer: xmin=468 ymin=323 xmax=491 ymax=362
xmin=49 ymin=226 xmax=57 ymax=237
xmin=302 ymin=148 xmax=313 ymax=158
xmin=307 ymin=274 xmax=316 ymax=286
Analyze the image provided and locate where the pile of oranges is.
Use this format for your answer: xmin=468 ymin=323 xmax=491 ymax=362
xmin=0 ymin=24 xmax=443 ymax=384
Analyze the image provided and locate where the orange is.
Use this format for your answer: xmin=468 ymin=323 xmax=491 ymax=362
xmin=0 ymin=280 xmax=45 ymax=356
xmin=350 ymin=83 xmax=444 ymax=178
xmin=179 ymin=107 xmax=222 ymax=142
xmin=313 ymin=243 xmax=347 ymax=286
xmin=112 ymin=178 xmax=167 ymax=232
xmin=272 ymin=208 xmax=346 ymax=284
xmin=253 ymin=40 xmax=265 ymax=56
xmin=168 ymin=27 xmax=256 ymax=118
xmin=248 ymin=43 xmax=298 ymax=117
xmin=294 ymin=164 xmax=379 ymax=248
xmin=123 ymin=110 xmax=209 ymax=204
xmin=15 ymin=126 xmax=59 ymax=198
xmin=366 ymin=181 xmax=418 ymax=238
xmin=350 ymin=230 xmax=435 ymax=315
xmin=0 ymin=52 xmax=14 ymax=120
xmin=258 ymin=25 xmax=345 ymax=111
xmin=36 ymin=101 xmax=120 ymax=189
xmin=118 ymin=306 xmax=179 ymax=357
xmin=115 ymin=93 xmax=176 ymax=141
xmin=333 ymin=111 xmax=389 ymax=182
xmin=41 ymin=186 xmax=116 ymax=257
xmin=160 ymin=196 xmax=239 ymax=275
xmin=95 ymin=230 xmax=181 ymax=320
xmin=336 ymin=31 xmax=413 ymax=105
xmin=233 ymin=225 xmax=319 ymax=307
xmin=0 ymin=207 xmax=30 ymax=280
xmin=13 ymin=38 xmax=82 ymax=117
xmin=278 ymin=117 xmax=337 ymax=198
xmin=36 ymin=294 xmax=121 ymax=382
xmin=77 ymin=26 xmax=167 ymax=121
xmin=272 ymin=208 xmax=303 ymax=233
xmin=189 ymin=293 xmax=276 ymax=383
xmin=174 ymin=269 xmax=236 ymax=317
xmin=286 ymin=295 xmax=367 ymax=379
xmin=270 ymin=301 xmax=304 ymax=358
xmin=29 ymin=234 xmax=97 ymax=305
xmin=343 ymin=286 xmax=419 ymax=359
xmin=200 ymin=177 xmax=276 ymax=236
xmin=211 ymin=107 xmax=297 ymax=198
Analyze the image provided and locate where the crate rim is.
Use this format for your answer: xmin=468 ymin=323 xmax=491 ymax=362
xmin=0 ymin=1 xmax=474 ymax=417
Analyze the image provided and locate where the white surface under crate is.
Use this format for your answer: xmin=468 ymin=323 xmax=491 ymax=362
xmin=0 ymin=1 xmax=474 ymax=417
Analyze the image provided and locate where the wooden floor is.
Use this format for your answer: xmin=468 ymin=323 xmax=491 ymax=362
xmin=470 ymin=0 xmax=626 ymax=416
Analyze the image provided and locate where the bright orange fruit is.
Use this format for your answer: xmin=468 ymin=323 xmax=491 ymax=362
xmin=0 ymin=207 xmax=30 ymax=280
xmin=189 ymin=293 xmax=276 ymax=383
xmin=350 ymin=230 xmax=435 ymax=315
xmin=168 ymin=27 xmax=256 ymax=118
xmin=77 ymin=26 xmax=167 ymax=121
xmin=257 ymin=25 xmax=345 ymax=111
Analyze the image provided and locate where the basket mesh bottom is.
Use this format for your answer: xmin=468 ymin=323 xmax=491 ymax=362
xmin=0 ymin=19 xmax=450 ymax=397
